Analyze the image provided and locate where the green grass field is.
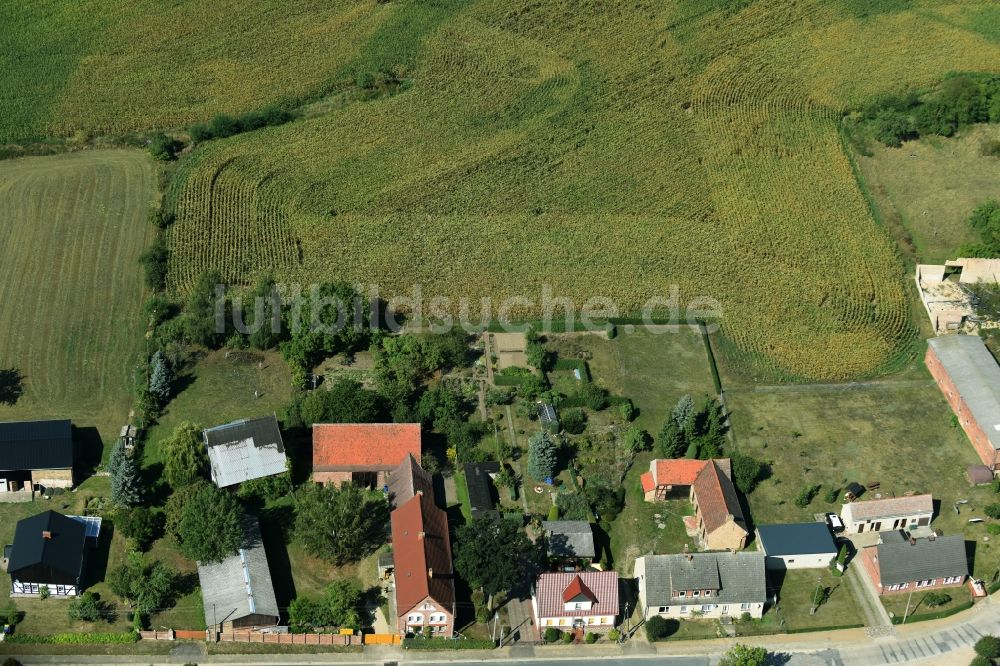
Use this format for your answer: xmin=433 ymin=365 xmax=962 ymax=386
xmin=0 ymin=150 xmax=155 ymax=456
xmin=856 ymin=124 xmax=1000 ymax=264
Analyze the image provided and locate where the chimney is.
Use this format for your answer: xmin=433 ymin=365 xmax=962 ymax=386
xmin=910 ymin=537 xmax=917 ymax=546
xmin=418 ymin=531 xmax=426 ymax=540
xmin=41 ymin=531 xmax=52 ymax=540
xmin=428 ymin=568 xmax=434 ymax=579
xmin=416 ymin=490 xmax=424 ymax=496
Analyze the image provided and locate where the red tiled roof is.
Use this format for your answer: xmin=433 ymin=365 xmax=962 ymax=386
xmin=692 ymin=460 xmax=746 ymax=535
xmin=535 ymin=571 xmax=618 ymax=619
xmin=640 ymin=471 xmax=655 ymax=493
xmin=651 ymin=458 xmax=710 ymax=486
xmin=312 ymin=423 xmax=421 ymax=472
xmin=391 ymin=492 xmax=455 ymax=614
xmin=562 ymin=575 xmax=597 ymax=603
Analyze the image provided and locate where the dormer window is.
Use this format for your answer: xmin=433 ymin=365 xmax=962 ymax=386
xmin=678 ymin=591 xmax=686 ymax=598
xmin=693 ymin=591 xmax=700 ymax=597
xmin=704 ymin=590 xmax=712 ymax=597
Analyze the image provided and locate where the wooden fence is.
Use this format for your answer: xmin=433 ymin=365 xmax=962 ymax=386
xmin=218 ymin=631 xmax=362 ymax=646
xmin=364 ymin=633 xmax=401 ymax=645
xmin=138 ymin=630 xmax=174 ymax=641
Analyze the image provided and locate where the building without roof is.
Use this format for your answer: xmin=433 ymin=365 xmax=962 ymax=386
xmin=312 ymin=423 xmax=421 ymax=487
xmin=635 ymin=551 xmax=767 ymax=620
xmin=860 ymin=531 xmax=969 ymax=595
xmin=755 ymin=523 xmax=837 ymax=570
xmin=641 ymin=458 xmax=718 ymax=501
xmin=926 ymin=335 xmax=1000 ymax=471
xmin=690 ymin=460 xmax=748 ymax=551
xmin=916 ymin=259 xmax=1000 ymax=334
xmin=5 ymin=510 xmax=87 ymax=597
xmin=531 ymin=571 xmax=619 ymax=631
xmin=203 ymin=416 xmax=287 ymax=489
xmin=198 ymin=515 xmax=279 ymax=632
xmin=391 ymin=490 xmax=455 ymax=637
xmin=0 ymin=419 xmax=74 ymax=494
xmin=542 ymin=520 xmax=596 ymax=563
xmin=463 ymin=461 xmax=500 ymax=520
xmin=840 ymin=494 xmax=934 ymax=534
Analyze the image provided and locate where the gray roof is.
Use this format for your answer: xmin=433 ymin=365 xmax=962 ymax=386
xmin=198 ymin=515 xmax=279 ymax=626
xmin=542 ymin=520 xmax=596 ymax=559
xmin=639 ymin=552 xmax=766 ymax=607
xmin=203 ymin=416 xmax=286 ymax=488
xmin=8 ymin=511 xmax=86 ymax=581
xmin=875 ymin=533 xmax=969 ymax=587
xmin=756 ymin=523 xmax=837 ymax=557
xmin=387 ymin=453 xmax=433 ymax=509
xmin=0 ymin=420 xmax=73 ymax=471
xmin=928 ymin=335 xmax=1000 ymax=449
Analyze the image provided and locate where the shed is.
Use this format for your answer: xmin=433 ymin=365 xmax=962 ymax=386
xmin=203 ymin=416 xmax=286 ymax=489
xmin=542 ymin=520 xmax=596 ymax=561
xmin=755 ymin=523 xmax=837 ymax=570
xmin=967 ymin=465 xmax=994 ymax=486
xmin=463 ymin=461 xmax=500 ymax=520
xmin=0 ymin=420 xmax=74 ymax=492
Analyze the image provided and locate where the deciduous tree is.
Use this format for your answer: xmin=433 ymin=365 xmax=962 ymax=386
xmin=176 ymin=484 xmax=243 ymax=563
xmin=295 ymin=483 xmax=389 ymax=565
xmin=162 ymin=422 xmax=208 ymax=488
xmin=454 ymin=513 xmax=538 ymax=603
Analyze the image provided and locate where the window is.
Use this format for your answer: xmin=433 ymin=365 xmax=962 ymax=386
xmin=787 ymin=559 xmax=795 ymax=564
xmin=693 ymin=591 xmax=700 ymax=597
xmin=575 ymin=603 xmax=582 ymax=610
xmin=703 ymin=590 xmax=712 ymax=597
xmin=587 ymin=617 xmax=595 ymax=624
xmin=407 ymin=613 xmax=423 ymax=624
xmin=740 ymin=603 xmax=752 ymax=610
xmin=678 ymin=591 xmax=686 ymax=598
xmin=559 ymin=619 xmax=567 ymax=626
xmin=680 ymin=606 xmax=688 ymax=614
xmin=545 ymin=620 xmax=552 ymax=626
xmin=888 ymin=584 xmax=901 ymax=592
xmin=916 ymin=579 xmax=934 ymax=588
xmin=943 ymin=576 xmax=963 ymax=584
xmin=658 ymin=606 xmax=667 ymax=613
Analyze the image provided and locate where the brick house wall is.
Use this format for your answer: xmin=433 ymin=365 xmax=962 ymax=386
xmin=312 ymin=471 xmax=353 ymax=485
xmin=860 ymin=546 xmax=967 ymax=596
xmin=926 ymin=346 xmax=999 ymax=469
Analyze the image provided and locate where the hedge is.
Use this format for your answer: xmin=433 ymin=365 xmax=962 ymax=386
xmin=4 ymin=632 xmax=139 ymax=644
xmin=494 ymin=375 xmax=530 ymax=387
xmin=552 ymin=358 xmax=590 ymax=381
xmin=785 ymin=623 xmax=865 ymax=634
xmin=891 ymin=600 xmax=973 ymax=625
xmin=402 ymin=638 xmax=495 ymax=650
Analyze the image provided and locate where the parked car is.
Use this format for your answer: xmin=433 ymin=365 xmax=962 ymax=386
xmin=826 ymin=513 xmax=845 ymax=533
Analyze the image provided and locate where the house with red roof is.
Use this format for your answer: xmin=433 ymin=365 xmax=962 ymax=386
xmin=691 ymin=460 xmax=748 ymax=552
xmin=530 ymin=571 xmax=619 ymax=632
xmin=390 ymin=489 xmax=455 ymax=637
xmin=643 ymin=458 xmax=747 ymax=551
xmin=312 ymin=423 xmax=421 ymax=487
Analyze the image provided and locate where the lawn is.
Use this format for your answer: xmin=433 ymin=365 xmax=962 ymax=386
xmin=141 ymin=349 xmax=293 ymax=470
xmin=727 ymin=380 xmax=1000 ymax=580
xmin=881 ymin=587 xmax=972 ymax=624
xmin=0 ymin=150 xmax=156 ymax=465
xmin=855 ymin=123 xmax=1000 ymax=264
xmin=770 ymin=568 xmax=864 ymax=632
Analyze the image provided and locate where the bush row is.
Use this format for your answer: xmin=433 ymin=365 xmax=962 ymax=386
xmin=4 ymin=631 xmax=139 ymax=644
xmin=190 ymin=105 xmax=292 ymax=143
xmin=890 ymin=600 xmax=973 ymax=625
xmin=401 ymin=637 xmax=495 ymax=650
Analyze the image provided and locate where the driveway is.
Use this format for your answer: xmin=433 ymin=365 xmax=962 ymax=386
xmin=845 ymin=561 xmax=894 ymax=631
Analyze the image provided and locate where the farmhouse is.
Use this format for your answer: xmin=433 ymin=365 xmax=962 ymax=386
xmin=387 ymin=453 xmax=433 ymax=509
xmin=203 ymin=416 xmax=287 ymax=489
xmin=859 ymin=531 xmax=969 ymax=595
xmin=926 ymin=335 xmax=1000 ymax=471
xmin=755 ymin=523 xmax=838 ymax=570
xmin=531 ymin=571 xmax=619 ymax=631
xmin=634 ymin=551 xmax=767 ymax=620
xmin=542 ymin=520 xmax=596 ymax=565
xmin=0 ymin=419 xmax=74 ymax=494
xmin=391 ymin=490 xmax=455 ymax=637
xmin=312 ymin=423 xmax=421 ymax=487
xmin=840 ymin=494 xmax=934 ymax=534
xmin=463 ymin=461 xmax=500 ymax=520
xmin=198 ymin=515 xmax=279 ymax=632
xmin=916 ymin=259 xmax=1000 ymax=333
xmin=690 ymin=460 xmax=748 ymax=551
xmin=5 ymin=511 xmax=90 ymax=597
xmin=641 ymin=458 xmax=722 ymax=501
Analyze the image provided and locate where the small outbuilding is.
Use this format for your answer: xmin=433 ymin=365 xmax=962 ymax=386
xmin=0 ymin=419 xmax=74 ymax=494
xmin=463 ymin=461 xmax=500 ymax=520
xmin=203 ymin=416 xmax=287 ymax=489
xmin=755 ymin=523 xmax=838 ymax=570
xmin=967 ymin=465 xmax=994 ymax=486
xmin=542 ymin=520 xmax=596 ymax=564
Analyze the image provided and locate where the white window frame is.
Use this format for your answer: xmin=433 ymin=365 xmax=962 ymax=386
xmin=740 ymin=603 xmax=752 ymax=610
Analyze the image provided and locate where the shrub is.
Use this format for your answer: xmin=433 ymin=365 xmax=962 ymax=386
xmin=988 ymin=524 xmax=1000 ymax=536
xmin=618 ymin=399 xmax=635 ymax=421
xmin=645 ymin=615 xmax=669 ymax=641
xmin=547 ymin=504 xmax=560 ymax=521
xmin=607 ymin=628 xmax=620 ymax=641
xmin=39 ymin=585 xmax=50 ymax=600
xmin=795 ymin=484 xmax=821 ymax=508
xmin=4 ymin=632 xmax=138 ymax=644
xmin=138 ymin=234 xmax=169 ymax=292
xmin=719 ymin=644 xmax=768 ymax=666
xmin=981 ymin=140 xmax=1000 ymax=158
xmin=148 ymin=133 xmax=182 ymax=161
xmin=871 ymin=109 xmax=916 ymax=147
xmin=544 ymin=627 xmax=561 ymax=643
xmin=986 ymin=504 xmax=1000 ymax=520
xmin=562 ymin=408 xmax=587 ymax=435
xmin=975 ymin=635 xmax=1000 ymax=659
xmin=67 ymin=592 xmax=111 ymax=623
xmin=823 ymin=486 xmax=840 ymax=504
xmin=561 ymin=631 xmax=573 ymax=644
xmin=585 ymin=632 xmax=598 ymax=644
xmin=970 ymin=655 xmax=991 ymax=666
xmin=923 ymin=591 xmax=951 ymax=608
xmin=730 ymin=452 xmax=765 ymax=494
